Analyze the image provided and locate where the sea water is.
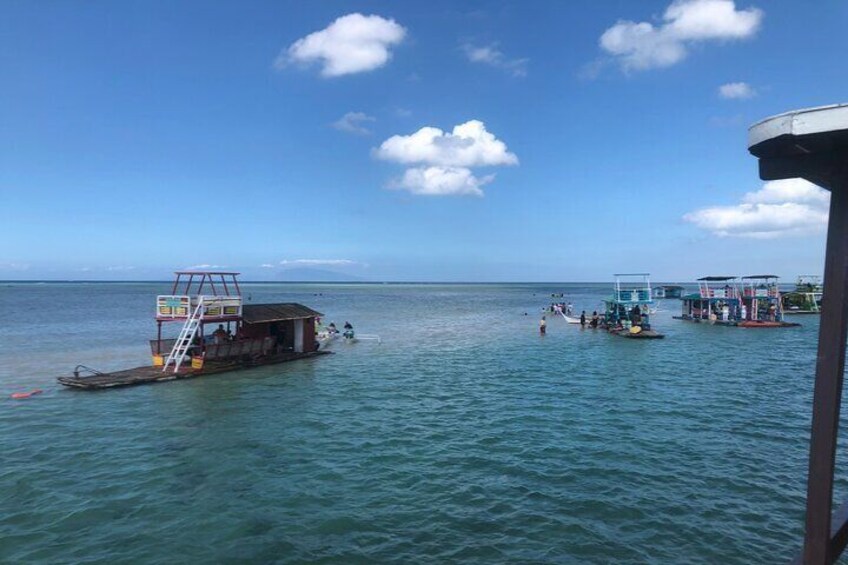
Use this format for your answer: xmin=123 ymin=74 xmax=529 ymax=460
xmin=0 ymin=282 xmax=844 ymax=563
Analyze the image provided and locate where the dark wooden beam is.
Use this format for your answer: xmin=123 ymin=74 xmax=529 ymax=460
xmin=804 ymin=181 xmax=848 ymax=564
xmin=829 ymin=497 xmax=848 ymax=558
xmin=759 ymin=154 xmax=838 ymax=190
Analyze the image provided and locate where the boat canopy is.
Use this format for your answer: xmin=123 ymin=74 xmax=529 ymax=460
xmin=741 ymin=275 xmax=779 ymax=279
xmin=697 ymin=276 xmax=737 ymax=281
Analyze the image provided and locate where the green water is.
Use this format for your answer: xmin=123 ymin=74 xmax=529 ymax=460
xmin=0 ymin=282 xmax=843 ymax=563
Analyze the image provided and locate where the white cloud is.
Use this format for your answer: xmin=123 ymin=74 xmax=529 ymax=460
xmin=260 ymin=263 xmax=275 ymax=268
xmin=392 ymin=166 xmax=494 ymax=197
xmin=184 ymin=264 xmax=227 ymax=270
xmin=106 ymin=265 xmax=135 ymax=271
xmin=463 ymin=43 xmax=528 ymax=77
xmin=599 ymin=0 xmax=763 ymax=72
xmin=375 ymin=120 xmax=517 ymax=197
xmin=718 ymin=81 xmax=756 ymax=99
xmin=376 ymin=120 xmax=517 ymax=168
xmin=277 ymin=13 xmax=406 ymax=77
xmin=683 ymin=179 xmax=829 ymax=238
xmin=332 ymin=111 xmax=376 ymax=135
xmin=0 ymin=262 xmax=30 ymax=271
xmin=280 ymin=259 xmax=357 ymax=266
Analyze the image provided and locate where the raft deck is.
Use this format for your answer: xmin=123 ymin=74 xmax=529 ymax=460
xmin=57 ymin=350 xmax=331 ymax=390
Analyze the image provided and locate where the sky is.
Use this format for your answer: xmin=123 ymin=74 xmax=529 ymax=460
xmin=1 ymin=0 xmax=846 ymax=282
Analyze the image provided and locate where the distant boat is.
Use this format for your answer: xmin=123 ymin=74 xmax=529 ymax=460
xmin=653 ymin=285 xmax=685 ymax=299
xmin=781 ymin=275 xmax=823 ymax=314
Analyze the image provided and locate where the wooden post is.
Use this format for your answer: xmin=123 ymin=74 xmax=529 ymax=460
xmin=804 ymin=183 xmax=848 ymax=564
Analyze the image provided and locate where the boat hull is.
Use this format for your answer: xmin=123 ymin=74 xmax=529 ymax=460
xmin=57 ymin=350 xmax=332 ymax=390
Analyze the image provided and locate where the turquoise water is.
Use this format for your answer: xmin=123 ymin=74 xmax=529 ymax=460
xmin=0 ymin=282 xmax=845 ymax=563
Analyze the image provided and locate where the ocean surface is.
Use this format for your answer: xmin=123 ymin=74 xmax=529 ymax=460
xmin=1 ymin=282 xmax=845 ymax=564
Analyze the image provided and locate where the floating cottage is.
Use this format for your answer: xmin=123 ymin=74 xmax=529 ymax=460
xmin=676 ymin=275 xmax=799 ymax=328
xmin=603 ymin=273 xmax=664 ymax=339
xmin=58 ymin=271 xmax=329 ymax=390
xmin=739 ymin=275 xmax=799 ymax=327
xmin=782 ymin=275 xmax=823 ymax=314
xmin=676 ymin=276 xmax=743 ymax=325
xmin=653 ymin=285 xmax=685 ymax=299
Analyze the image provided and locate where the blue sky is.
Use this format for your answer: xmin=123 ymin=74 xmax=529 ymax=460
xmin=1 ymin=0 xmax=846 ymax=281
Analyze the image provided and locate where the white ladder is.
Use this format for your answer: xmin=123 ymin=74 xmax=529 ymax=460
xmin=163 ymin=300 xmax=204 ymax=373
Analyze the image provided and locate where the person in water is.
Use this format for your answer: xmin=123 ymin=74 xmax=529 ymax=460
xmin=580 ymin=311 xmax=587 ymax=327
xmin=328 ymin=322 xmax=338 ymax=334
xmin=343 ymin=321 xmax=354 ymax=339
xmin=590 ymin=311 xmax=599 ymax=328
xmin=540 ymin=315 xmax=546 ymax=334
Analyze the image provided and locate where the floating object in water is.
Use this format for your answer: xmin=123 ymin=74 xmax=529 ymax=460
xmin=10 ymin=389 xmax=43 ymax=400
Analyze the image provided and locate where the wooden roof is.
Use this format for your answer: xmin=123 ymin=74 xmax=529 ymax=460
xmin=242 ymin=303 xmax=322 ymax=324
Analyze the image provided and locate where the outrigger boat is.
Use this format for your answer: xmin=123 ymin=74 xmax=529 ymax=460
xmin=602 ymin=273 xmax=664 ymax=339
xmin=58 ymin=271 xmax=330 ymax=390
xmin=781 ymin=275 xmax=823 ymax=314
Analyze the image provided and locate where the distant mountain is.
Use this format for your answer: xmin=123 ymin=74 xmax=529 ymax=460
xmin=273 ymin=268 xmax=365 ymax=282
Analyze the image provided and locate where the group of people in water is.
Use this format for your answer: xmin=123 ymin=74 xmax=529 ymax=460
xmin=538 ymin=299 xmax=651 ymax=334
xmin=322 ymin=321 xmax=355 ymax=339
xmin=549 ymin=302 xmax=574 ymax=316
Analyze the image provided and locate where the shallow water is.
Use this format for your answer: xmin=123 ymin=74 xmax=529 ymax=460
xmin=0 ymin=282 xmax=844 ymax=563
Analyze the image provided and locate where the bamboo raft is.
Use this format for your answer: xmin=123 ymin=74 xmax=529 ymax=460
xmin=57 ymin=350 xmax=331 ymax=390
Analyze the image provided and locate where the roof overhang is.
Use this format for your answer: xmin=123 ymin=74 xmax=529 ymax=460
xmin=748 ymin=103 xmax=848 ymax=191
xmin=242 ymin=303 xmax=322 ymax=324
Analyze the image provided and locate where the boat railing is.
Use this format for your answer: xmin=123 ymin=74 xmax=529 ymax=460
xmin=156 ymin=295 xmax=242 ymax=320
xmin=742 ymin=287 xmax=779 ymax=299
xmin=616 ymin=290 xmax=651 ymax=302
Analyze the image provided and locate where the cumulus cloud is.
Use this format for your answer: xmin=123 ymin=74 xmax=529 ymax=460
xmin=683 ymin=179 xmax=829 ymax=238
xmin=276 ymin=13 xmax=406 ymax=77
xmin=463 ymin=43 xmax=528 ymax=77
xmin=599 ymin=0 xmax=763 ymax=72
xmin=718 ymin=81 xmax=756 ymax=99
xmin=375 ymin=120 xmax=517 ymax=197
xmin=332 ymin=111 xmax=376 ymax=135
xmin=280 ymin=259 xmax=357 ymax=266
